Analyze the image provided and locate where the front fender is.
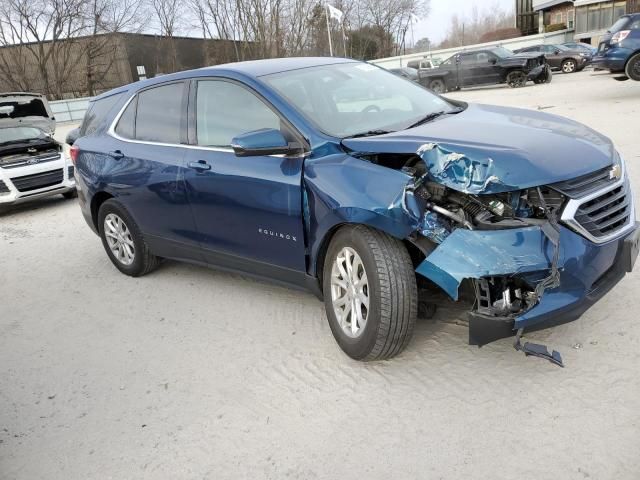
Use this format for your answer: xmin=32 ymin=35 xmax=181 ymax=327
xmin=304 ymin=154 xmax=420 ymax=276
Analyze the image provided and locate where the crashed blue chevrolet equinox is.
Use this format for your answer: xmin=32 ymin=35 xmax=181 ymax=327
xmin=72 ymin=57 xmax=639 ymax=361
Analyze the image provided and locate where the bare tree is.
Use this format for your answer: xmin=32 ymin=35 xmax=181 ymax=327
xmin=151 ymin=0 xmax=184 ymax=72
xmin=0 ymin=0 xmax=88 ymax=98
xmin=84 ymin=0 xmax=144 ymax=95
xmin=437 ymin=1 xmax=516 ymax=49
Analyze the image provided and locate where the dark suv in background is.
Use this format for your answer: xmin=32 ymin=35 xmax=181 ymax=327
xmin=592 ymin=14 xmax=640 ymax=81
xmin=514 ymin=44 xmax=591 ymax=73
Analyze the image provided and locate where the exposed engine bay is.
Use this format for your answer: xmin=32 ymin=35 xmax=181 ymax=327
xmin=355 ymin=149 xmax=567 ymax=326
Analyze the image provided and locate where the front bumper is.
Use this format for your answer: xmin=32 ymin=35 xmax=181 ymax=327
xmin=416 ymin=222 xmax=639 ymax=344
xmin=591 ymin=47 xmax=634 ymax=72
xmin=0 ymin=155 xmax=76 ymax=205
xmin=527 ymin=64 xmax=548 ymax=80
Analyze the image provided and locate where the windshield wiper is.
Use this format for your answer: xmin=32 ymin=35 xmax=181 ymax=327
xmin=343 ymin=129 xmax=394 ymax=139
xmin=406 ymin=108 xmax=465 ymax=129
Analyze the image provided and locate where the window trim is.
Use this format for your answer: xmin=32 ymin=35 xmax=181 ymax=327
xmin=108 ymin=77 xmax=309 ymax=157
xmin=108 ymin=80 xmax=196 ymax=149
xmin=187 ymin=76 xmax=309 ymax=155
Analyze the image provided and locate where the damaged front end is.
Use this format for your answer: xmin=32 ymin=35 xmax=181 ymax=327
xmin=349 ymin=142 xmax=638 ymax=347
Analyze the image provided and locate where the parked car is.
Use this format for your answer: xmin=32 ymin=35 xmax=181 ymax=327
xmin=592 ymin=13 xmax=640 ymax=81
xmin=0 ymin=92 xmax=56 ymax=134
xmin=406 ymin=58 xmax=438 ymax=70
xmin=417 ymin=47 xmax=551 ymax=93
xmin=389 ymin=67 xmax=419 ymax=81
xmin=72 ymin=57 xmax=638 ymax=360
xmin=562 ymin=41 xmax=598 ymax=55
xmin=513 ymin=44 xmax=591 ymax=73
xmin=0 ymin=123 xmax=76 ymax=205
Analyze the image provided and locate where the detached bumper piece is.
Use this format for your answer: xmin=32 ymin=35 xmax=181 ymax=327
xmin=514 ymin=328 xmax=564 ymax=368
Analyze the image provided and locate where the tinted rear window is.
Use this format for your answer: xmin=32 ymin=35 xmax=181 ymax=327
xmin=81 ymin=92 xmax=123 ymax=135
xmin=134 ymin=83 xmax=183 ymax=144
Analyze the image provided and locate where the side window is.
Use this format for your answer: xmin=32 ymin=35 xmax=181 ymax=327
xmin=195 ymin=80 xmax=280 ymax=147
xmin=115 ymin=96 xmax=136 ymax=139
xmin=81 ymin=92 xmax=123 ymax=136
xmin=630 ymin=20 xmax=640 ymax=29
xmin=135 ymin=83 xmax=184 ymax=144
xmin=476 ymin=52 xmax=489 ymax=62
xmin=459 ymin=53 xmax=475 ymax=64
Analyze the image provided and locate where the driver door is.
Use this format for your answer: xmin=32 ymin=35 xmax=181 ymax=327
xmin=183 ymin=78 xmax=308 ymax=275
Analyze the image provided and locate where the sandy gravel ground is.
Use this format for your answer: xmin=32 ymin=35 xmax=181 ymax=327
xmin=1 ymin=71 xmax=640 ymax=480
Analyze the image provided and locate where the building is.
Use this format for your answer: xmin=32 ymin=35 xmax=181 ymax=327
xmin=0 ymin=33 xmax=253 ymax=100
xmin=532 ymin=0 xmax=640 ymax=44
xmin=516 ymin=0 xmax=541 ymax=35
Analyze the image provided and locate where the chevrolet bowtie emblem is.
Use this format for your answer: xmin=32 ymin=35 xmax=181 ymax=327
xmin=609 ymin=164 xmax=622 ymax=181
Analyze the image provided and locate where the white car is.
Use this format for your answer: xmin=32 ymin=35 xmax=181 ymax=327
xmin=0 ymin=124 xmax=75 ymax=205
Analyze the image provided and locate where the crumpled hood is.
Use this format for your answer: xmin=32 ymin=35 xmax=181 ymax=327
xmin=341 ymin=103 xmax=615 ymax=194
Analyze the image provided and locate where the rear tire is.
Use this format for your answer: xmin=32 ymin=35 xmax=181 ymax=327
xmin=322 ymin=225 xmax=417 ymax=361
xmin=98 ymin=199 xmax=160 ymax=277
xmin=625 ymin=53 xmax=640 ymax=81
xmin=428 ymin=78 xmax=446 ymax=94
xmin=561 ymin=59 xmax=577 ymax=73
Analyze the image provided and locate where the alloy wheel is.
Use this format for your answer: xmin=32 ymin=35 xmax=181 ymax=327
xmin=330 ymin=247 xmax=370 ymax=338
xmin=562 ymin=60 xmax=576 ymax=73
xmin=103 ymin=213 xmax=135 ymax=266
xmin=429 ymin=79 xmax=445 ymax=94
xmin=507 ymin=71 xmax=527 ymax=88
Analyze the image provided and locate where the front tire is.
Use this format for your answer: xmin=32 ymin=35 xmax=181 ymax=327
xmin=322 ymin=225 xmax=417 ymax=361
xmin=62 ymin=189 xmax=77 ymax=200
xmin=625 ymin=53 xmax=640 ymax=81
xmin=98 ymin=199 xmax=160 ymax=277
xmin=506 ymin=70 xmax=527 ymax=88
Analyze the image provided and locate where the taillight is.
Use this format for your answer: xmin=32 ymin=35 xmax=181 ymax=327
xmin=611 ymin=30 xmax=631 ymax=44
xmin=69 ymin=145 xmax=79 ymax=165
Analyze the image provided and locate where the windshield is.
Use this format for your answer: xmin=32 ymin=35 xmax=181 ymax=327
xmin=262 ymin=62 xmax=456 ymax=138
xmin=490 ymin=47 xmax=514 ymax=58
xmin=0 ymin=126 xmax=47 ymax=144
xmin=555 ymin=44 xmax=571 ymax=51
xmin=608 ymin=16 xmax=630 ymax=33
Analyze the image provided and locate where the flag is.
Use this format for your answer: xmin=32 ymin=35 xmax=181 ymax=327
xmin=326 ymin=3 xmax=343 ymax=22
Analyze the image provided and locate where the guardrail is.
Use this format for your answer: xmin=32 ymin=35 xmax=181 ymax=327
xmin=49 ymin=97 xmax=91 ymax=123
xmin=371 ymin=29 xmax=574 ymax=69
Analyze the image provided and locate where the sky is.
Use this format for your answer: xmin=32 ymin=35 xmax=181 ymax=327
xmin=410 ymin=0 xmax=515 ymax=45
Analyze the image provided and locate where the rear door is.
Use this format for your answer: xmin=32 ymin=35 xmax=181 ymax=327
xmin=183 ymin=78 xmax=307 ymax=275
xmin=106 ymin=81 xmax=201 ymax=260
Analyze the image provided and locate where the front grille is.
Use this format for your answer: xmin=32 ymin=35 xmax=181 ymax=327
xmin=0 ymin=149 xmax=61 ymax=169
xmin=573 ymin=182 xmax=632 ymax=239
xmin=551 ymin=166 xmax=615 ymax=198
xmin=11 ymin=168 xmax=63 ymax=192
xmin=0 ymin=180 xmax=9 ymax=194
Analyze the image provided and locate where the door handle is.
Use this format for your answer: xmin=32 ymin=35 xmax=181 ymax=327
xmin=188 ymin=160 xmax=211 ymax=171
xmin=108 ymin=150 xmax=124 ymax=160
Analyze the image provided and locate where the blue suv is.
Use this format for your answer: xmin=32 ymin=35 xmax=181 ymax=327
xmin=71 ymin=57 xmax=639 ymax=360
xmin=592 ymin=13 xmax=640 ymax=80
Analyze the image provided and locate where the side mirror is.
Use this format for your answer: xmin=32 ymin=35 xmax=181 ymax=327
xmin=554 ymin=49 xmax=561 ymax=54
xmin=231 ymin=128 xmax=301 ymax=157
xmin=65 ymin=127 xmax=80 ymax=145
xmin=489 ymin=58 xmax=497 ymax=64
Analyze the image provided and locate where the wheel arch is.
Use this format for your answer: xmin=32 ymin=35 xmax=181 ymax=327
xmin=310 ymin=213 xmax=416 ymax=282
xmin=90 ymin=191 xmax=114 ymax=231
xmin=623 ymin=50 xmax=640 ymax=78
